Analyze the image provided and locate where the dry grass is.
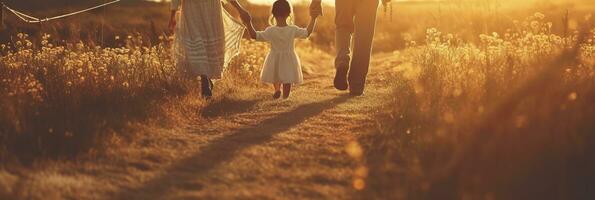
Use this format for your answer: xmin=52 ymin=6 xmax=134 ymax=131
xmin=364 ymin=7 xmax=595 ymax=200
xmin=0 ymin=0 xmax=594 ymax=199
xmin=0 ymin=32 xmax=279 ymax=163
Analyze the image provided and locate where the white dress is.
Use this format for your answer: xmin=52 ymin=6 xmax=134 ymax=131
xmin=171 ymin=0 xmax=245 ymax=79
xmin=256 ymin=25 xmax=308 ymax=84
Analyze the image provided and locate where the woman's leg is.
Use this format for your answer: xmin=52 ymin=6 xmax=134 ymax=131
xmin=282 ymin=84 xmax=292 ymax=99
xmin=201 ymin=75 xmax=213 ymax=97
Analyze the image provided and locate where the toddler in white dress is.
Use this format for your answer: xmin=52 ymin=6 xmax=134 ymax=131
xmin=240 ymin=0 xmax=320 ymax=99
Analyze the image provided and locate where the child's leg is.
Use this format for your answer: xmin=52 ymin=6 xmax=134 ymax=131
xmin=274 ymin=83 xmax=281 ymax=92
xmin=273 ymin=83 xmax=282 ymax=99
xmin=282 ymin=83 xmax=292 ymax=98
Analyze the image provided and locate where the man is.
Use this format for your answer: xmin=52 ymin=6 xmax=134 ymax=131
xmin=330 ymin=0 xmax=388 ymax=96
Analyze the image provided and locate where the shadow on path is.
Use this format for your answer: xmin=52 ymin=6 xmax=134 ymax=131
xmin=117 ymin=95 xmax=352 ymax=199
xmin=201 ymin=97 xmax=260 ymax=118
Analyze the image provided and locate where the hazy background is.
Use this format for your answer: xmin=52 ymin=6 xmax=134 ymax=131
xmin=1 ymin=0 xmax=592 ymax=51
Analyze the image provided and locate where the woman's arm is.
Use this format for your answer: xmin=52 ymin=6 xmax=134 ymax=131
xmin=227 ymin=0 xmax=250 ymax=22
xmin=168 ymin=10 xmax=177 ymax=33
xmin=244 ymin=17 xmax=257 ymax=40
xmin=227 ymin=0 xmax=257 ymax=39
xmin=168 ymin=0 xmax=180 ymax=34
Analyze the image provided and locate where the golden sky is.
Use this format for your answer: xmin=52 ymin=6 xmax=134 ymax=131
xmin=149 ymin=0 xmax=446 ymax=5
xmin=147 ymin=0 xmax=334 ymax=5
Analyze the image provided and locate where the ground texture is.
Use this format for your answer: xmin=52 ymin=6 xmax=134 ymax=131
xmin=1 ymin=53 xmax=396 ymax=200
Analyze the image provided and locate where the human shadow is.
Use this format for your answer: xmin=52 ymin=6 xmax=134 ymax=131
xmin=201 ymin=96 xmax=260 ymax=118
xmin=116 ymin=95 xmax=352 ymax=199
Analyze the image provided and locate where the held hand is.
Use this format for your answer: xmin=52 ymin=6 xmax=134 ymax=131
xmin=309 ymin=0 xmax=323 ymax=17
xmin=310 ymin=8 xmax=322 ymax=18
xmin=239 ymin=9 xmax=252 ymax=25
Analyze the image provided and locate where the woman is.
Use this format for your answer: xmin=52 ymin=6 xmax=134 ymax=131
xmin=169 ymin=0 xmax=249 ymax=97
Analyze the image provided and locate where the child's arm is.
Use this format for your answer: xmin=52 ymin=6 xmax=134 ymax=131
xmin=306 ymin=15 xmax=319 ymax=37
xmin=305 ymin=5 xmax=321 ymax=36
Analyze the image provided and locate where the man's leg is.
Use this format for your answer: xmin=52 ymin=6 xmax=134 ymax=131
xmin=349 ymin=0 xmax=379 ymax=95
xmin=334 ymin=0 xmax=355 ymax=91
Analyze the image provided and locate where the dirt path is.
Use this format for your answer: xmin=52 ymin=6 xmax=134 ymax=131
xmin=5 ymin=53 xmax=398 ymax=200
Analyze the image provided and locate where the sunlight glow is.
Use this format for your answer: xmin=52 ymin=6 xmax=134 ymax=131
xmin=146 ymin=0 xmax=440 ymax=6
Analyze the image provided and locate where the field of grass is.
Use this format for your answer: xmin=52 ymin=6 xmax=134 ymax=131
xmin=364 ymin=14 xmax=594 ymax=198
xmin=0 ymin=0 xmax=594 ymax=199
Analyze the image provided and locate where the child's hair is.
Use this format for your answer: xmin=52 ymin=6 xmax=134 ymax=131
xmin=269 ymin=0 xmax=293 ymax=26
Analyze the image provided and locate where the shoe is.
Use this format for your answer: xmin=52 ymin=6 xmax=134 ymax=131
xmin=349 ymin=84 xmax=365 ymax=96
xmin=334 ymin=67 xmax=349 ymax=91
xmin=273 ymin=91 xmax=281 ymax=99
xmin=201 ymin=77 xmax=213 ymax=98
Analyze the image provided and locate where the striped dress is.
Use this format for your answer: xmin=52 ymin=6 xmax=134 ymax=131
xmin=171 ymin=0 xmax=245 ymax=79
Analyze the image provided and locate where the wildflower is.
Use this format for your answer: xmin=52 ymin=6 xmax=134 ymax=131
xmin=345 ymin=141 xmax=363 ymax=159
xmin=568 ymin=92 xmax=578 ymax=101
xmin=534 ymin=12 xmax=545 ymax=20
xmin=355 ymin=166 xmax=369 ymax=178
xmin=353 ymin=178 xmax=365 ymax=190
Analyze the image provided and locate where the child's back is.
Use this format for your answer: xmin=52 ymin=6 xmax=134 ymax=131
xmin=257 ymin=25 xmax=309 ymax=53
xmin=237 ymin=0 xmax=320 ymax=99
xmin=256 ymin=25 xmax=309 ymax=85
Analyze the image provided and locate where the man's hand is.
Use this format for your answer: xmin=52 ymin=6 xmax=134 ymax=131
xmin=309 ymin=0 xmax=323 ymax=17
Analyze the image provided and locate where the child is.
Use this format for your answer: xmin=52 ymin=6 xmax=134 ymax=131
xmin=240 ymin=0 xmax=319 ymax=99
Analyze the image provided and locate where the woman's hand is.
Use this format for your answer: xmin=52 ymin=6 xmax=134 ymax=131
xmin=168 ymin=11 xmax=177 ymax=34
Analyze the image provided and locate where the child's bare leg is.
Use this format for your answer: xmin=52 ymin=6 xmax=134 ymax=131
xmin=282 ymin=83 xmax=292 ymax=99
xmin=273 ymin=83 xmax=282 ymax=99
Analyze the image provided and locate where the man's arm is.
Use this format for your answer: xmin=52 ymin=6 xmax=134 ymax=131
xmin=310 ymin=0 xmax=323 ymax=17
xmin=306 ymin=1 xmax=321 ymax=36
